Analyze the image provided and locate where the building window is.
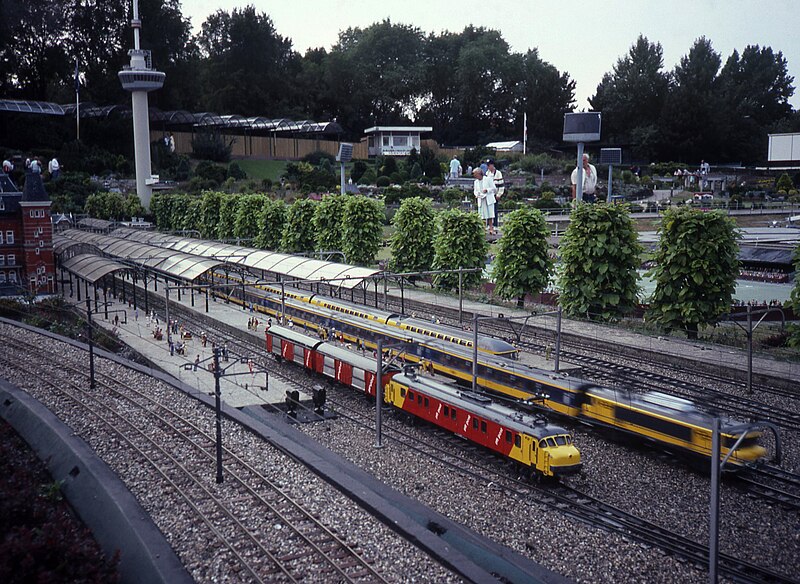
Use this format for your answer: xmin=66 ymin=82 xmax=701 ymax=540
xmin=35 ymin=248 xmax=40 ymax=255
xmin=382 ymin=136 xmax=390 ymax=147
xmin=7 ymin=254 xmax=14 ymax=265
xmin=39 ymin=240 xmax=44 ymax=247
xmin=0 ymin=272 xmax=5 ymax=283
xmin=0 ymin=255 xmax=4 ymax=266
xmin=30 ymin=210 xmax=35 ymax=218
xmin=393 ymin=135 xmax=408 ymax=147
xmin=5 ymin=231 xmax=12 ymax=244
xmin=8 ymin=271 xmax=16 ymax=283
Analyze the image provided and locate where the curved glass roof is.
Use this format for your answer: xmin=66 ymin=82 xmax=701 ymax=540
xmin=59 ymin=229 xmax=225 ymax=282
xmin=109 ymin=227 xmax=380 ymax=289
xmin=0 ymin=99 xmax=64 ymax=115
xmin=60 ymin=253 xmax=129 ymax=284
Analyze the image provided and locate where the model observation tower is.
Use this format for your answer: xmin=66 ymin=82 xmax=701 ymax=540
xmin=118 ymin=0 xmax=164 ymax=210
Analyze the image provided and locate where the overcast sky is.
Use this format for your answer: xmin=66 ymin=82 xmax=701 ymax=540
xmin=181 ymin=0 xmax=800 ymax=110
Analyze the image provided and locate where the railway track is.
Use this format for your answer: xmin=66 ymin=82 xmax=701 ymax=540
xmin=135 ymin=298 xmax=799 ymax=581
xmin=0 ymin=327 xmax=390 ymax=584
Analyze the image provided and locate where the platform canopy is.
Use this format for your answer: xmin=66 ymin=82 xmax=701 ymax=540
xmin=59 ymin=253 xmax=130 ymax=284
xmin=58 ymin=229 xmax=226 ymax=282
xmin=0 ymin=99 xmax=64 ymax=115
xmin=108 ymin=227 xmax=381 ymax=289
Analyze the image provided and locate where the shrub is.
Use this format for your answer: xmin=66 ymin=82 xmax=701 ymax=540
xmin=376 ymin=176 xmax=391 ymax=187
xmin=351 ymin=160 xmax=368 ymax=183
xmin=195 ymin=160 xmax=227 ymax=184
xmin=228 ymin=161 xmax=247 ymax=180
xmin=191 ymin=131 xmax=233 ymax=162
xmin=302 ymin=150 xmax=336 ymax=166
xmin=390 ymin=197 xmax=435 ymax=273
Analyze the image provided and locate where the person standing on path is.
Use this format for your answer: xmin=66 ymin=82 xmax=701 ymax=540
xmin=472 ymin=167 xmax=497 ymax=234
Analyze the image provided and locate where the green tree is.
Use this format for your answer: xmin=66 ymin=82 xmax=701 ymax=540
xmin=492 ymin=208 xmax=553 ymax=306
xmin=341 ymin=196 xmax=385 ymax=266
xmin=178 ymin=196 xmax=202 ymax=232
xmin=234 ymin=194 xmax=269 ymax=241
xmin=122 ymin=194 xmax=145 ymax=219
xmin=198 ymin=191 xmax=223 ymax=239
xmin=590 ymin=35 xmax=669 ymax=158
xmin=390 ymin=197 xmax=436 ymax=273
xmin=84 ymin=191 xmax=124 ymax=220
xmin=660 ymin=37 xmax=723 ymax=162
xmin=558 ymin=203 xmax=643 ymax=320
xmin=647 ymin=207 xmax=739 ymax=339
xmin=149 ymin=192 xmax=170 ymax=229
xmin=432 ymin=210 xmax=488 ymax=291
xmin=196 ymin=6 xmax=299 ymax=116
xmin=217 ymin=194 xmax=239 ymax=240
xmin=281 ymin=199 xmax=317 ymax=253
xmin=788 ymin=244 xmax=800 ymax=347
xmin=717 ymin=45 xmax=795 ymax=162
xmin=776 ymin=173 xmax=793 ymax=191
xmin=314 ymin=194 xmax=349 ymax=252
xmin=254 ymin=199 xmax=286 ymax=250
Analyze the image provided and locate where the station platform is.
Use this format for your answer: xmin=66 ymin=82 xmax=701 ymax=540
xmin=67 ymin=288 xmax=292 ymax=408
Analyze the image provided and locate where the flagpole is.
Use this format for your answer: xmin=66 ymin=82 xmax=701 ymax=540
xmin=523 ymin=112 xmax=527 ymax=155
xmin=75 ymin=60 xmax=80 ymax=142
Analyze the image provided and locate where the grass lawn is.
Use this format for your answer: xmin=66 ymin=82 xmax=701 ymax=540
xmin=235 ymin=159 xmax=288 ymax=182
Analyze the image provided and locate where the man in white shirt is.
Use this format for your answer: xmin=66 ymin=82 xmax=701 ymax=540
xmin=48 ymin=158 xmax=60 ymax=179
xmin=570 ymin=153 xmax=597 ymax=203
xmin=449 ymin=156 xmax=461 ymax=179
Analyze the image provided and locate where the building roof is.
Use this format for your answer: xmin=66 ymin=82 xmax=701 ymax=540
xmin=21 ymin=171 xmax=50 ymax=203
xmin=363 ymin=126 xmax=433 ymax=134
xmin=486 ymin=140 xmax=522 ymax=151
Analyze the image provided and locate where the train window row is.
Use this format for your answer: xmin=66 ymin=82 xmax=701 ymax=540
xmin=442 ymin=405 xmax=457 ymax=420
xmin=615 ymin=406 xmax=692 ymax=442
xmin=471 ymin=418 xmax=488 ymax=433
xmin=505 ymin=430 xmax=522 ymax=448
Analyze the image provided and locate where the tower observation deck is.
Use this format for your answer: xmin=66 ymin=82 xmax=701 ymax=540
xmin=118 ymin=2 xmax=164 ymax=210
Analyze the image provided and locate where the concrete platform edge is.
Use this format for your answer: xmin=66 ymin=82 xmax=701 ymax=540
xmin=0 ymin=379 xmax=192 ymax=584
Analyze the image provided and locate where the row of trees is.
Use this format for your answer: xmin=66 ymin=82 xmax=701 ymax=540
xmin=3 ymin=4 xmax=796 ymax=161
xmin=138 ymin=190 xmax=772 ymax=339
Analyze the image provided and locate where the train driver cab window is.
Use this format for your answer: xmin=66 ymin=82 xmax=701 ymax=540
xmin=400 ymin=388 xmax=406 ymax=398
xmin=505 ymin=430 xmax=512 ymax=443
xmin=555 ymin=436 xmax=568 ymax=446
xmin=515 ymin=435 xmax=521 ymax=448
xmin=480 ymin=421 xmax=487 ymax=433
xmin=539 ymin=439 xmax=547 ymax=449
xmin=408 ymin=391 xmax=414 ymax=401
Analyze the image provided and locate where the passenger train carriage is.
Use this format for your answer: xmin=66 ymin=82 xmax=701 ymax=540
xmin=264 ymin=325 xmax=582 ymax=478
xmin=205 ymin=273 xmax=772 ymax=468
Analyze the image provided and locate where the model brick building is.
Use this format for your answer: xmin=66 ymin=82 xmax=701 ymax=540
xmin=0 ymin=171 xmax=55 ymax=295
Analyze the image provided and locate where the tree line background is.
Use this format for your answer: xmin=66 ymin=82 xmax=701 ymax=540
xmin=1 ymin=1 xmax=798 ymax=163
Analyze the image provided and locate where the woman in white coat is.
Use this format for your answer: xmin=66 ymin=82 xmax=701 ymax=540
xmin=473 ymin=167 xmax=496 ymax=234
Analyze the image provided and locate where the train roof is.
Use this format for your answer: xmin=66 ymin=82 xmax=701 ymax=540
xmin=391 ymin=315 xmax=518 ymax=354
xmin=392 ymin=372 xmax=569 ymax=439
xmin=586 ymin=386 xmax=749 ymax=430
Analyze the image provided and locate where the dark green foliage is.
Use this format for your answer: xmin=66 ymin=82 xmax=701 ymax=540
xmin=84 ymin=191 xmax=125 ymax=220
xmin=440 ymin=187 xmax=466 ymax=207
xmin=228 ymin=161 xmax=247 ymax=180
xmin=47 ymin=172 xmax=95 ymax=215
xmin=558 ymin=203 xmax=643 ymax=320
xmin=378 ymin=156 xmax=399 ymax=177
xmin=302 ymin=151 xmax=336 ymax=166
xmin=647 ymin=207 xmax=739 ymax=338
xmin=123 ymin=194 xmax=145 ymax=219
xmin=788 ymin=244 xmax=800 ymax=347
xmin=341 ymin=196 xmax=385 ymax=266
xmin=492 ymin=208 xmax=553 ymax=302
xmin=191 ymin=132 xmax=233 ymax=162
xmin=314 ymin=194 xmax=348 ymax=251
xmin=432 ymin=210 xmax=488 ymax=291
xmin=351 ymin=160 xmax=368 ymax=183
xmin=198 ymin=191 xmax=223 ymax=239
xmin=376 ymin=176 xmax=391 ymax=188
xmin=217 ymin=194 xmax=239 ymax=240
xmin=776 ymin=173 xmax=793 ymax=191
xmin=234 ymin=194 xmax=269 ymax=240
xmin=462 ymin=146 xmax=496 ymax=170
xmin=194 ymin=160 xmax=228 ymax=184
xmin=510 ymin=153 xmax=564 ymax=174
xmin=149 ymin=192 xmax=169 ymax=229
xmin=175 ymin=158 xmax=191 ymax=181
xmin=390 ymin=197 xmax=435 ymax=273
xmin=281 ymin=199 xmax=318 ymax=253
xmin=418 ymin=146 xmax=441 ymax=179
xmin=409 ymin=162 xmax=423 ymax=179
xmin=254 ymin=199 xmax=286 ymax=250
xmin=283 ymin=161 xmax=338 ymax=191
